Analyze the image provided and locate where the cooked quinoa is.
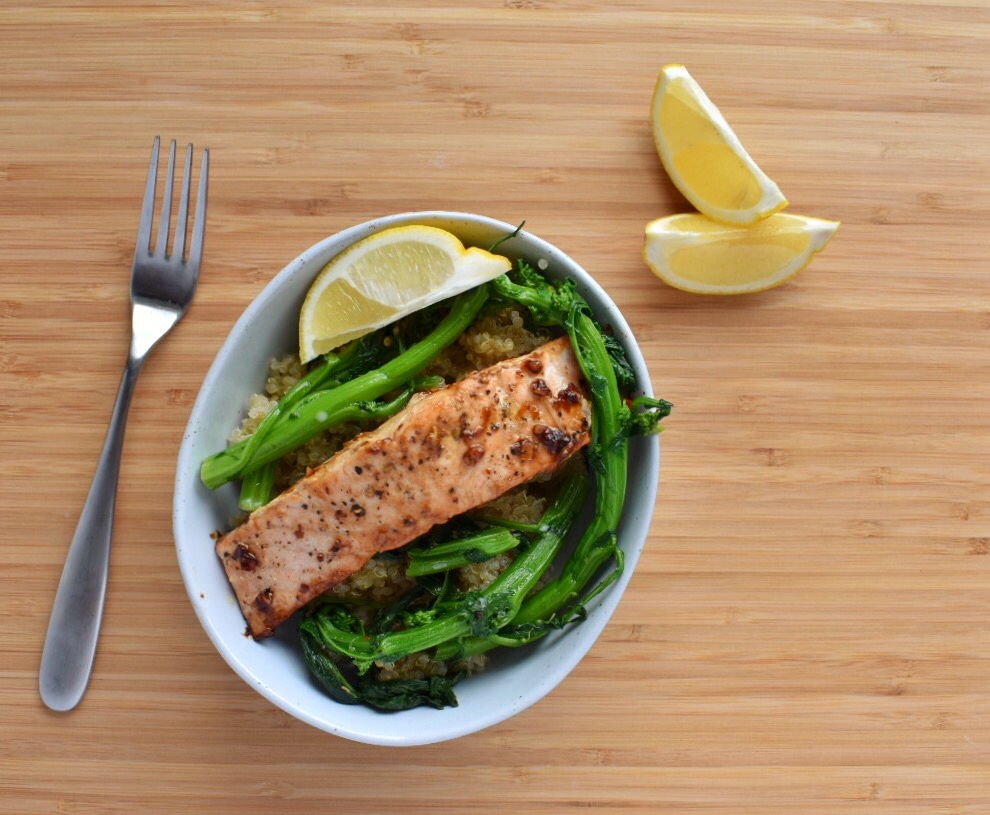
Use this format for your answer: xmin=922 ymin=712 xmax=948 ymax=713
xmin=424 ymin=306 xmax=551 ymax=382
xmin=329 ymin=554 xmax=414 ymax=605
xmin=229 ymin=301 xmax=574 ymax=682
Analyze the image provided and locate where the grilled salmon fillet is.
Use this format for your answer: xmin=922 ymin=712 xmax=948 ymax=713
xmin=216 ymin=336 xmax=591 ymax=638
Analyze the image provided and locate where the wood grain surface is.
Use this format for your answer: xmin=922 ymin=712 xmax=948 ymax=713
xmin=2 ymin=1 xmax=988 ymax=813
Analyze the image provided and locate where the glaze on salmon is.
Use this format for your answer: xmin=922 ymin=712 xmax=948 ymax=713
xmin=216 ymin=337 xmax=591 ymax=638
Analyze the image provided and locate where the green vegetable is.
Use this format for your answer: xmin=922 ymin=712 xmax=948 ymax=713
xmin=200 ymin=286 xmax=488 ymax=489
xmin=405 ymin=528 xmax=523 ymax=577
xmin=301 ymin=627 xmax=460 ymax=711
xmin=237 ymin=461 xmax=276 ymax=512
xmin=452 ymin=263 xmax=672 ymax=652
xmin=490 ymin=260 xmax=576 ymax=326
xmin=492 ymin=260 xmax=642 ymax=390
xmin=356 ymin=675 xmax=460 ymax=711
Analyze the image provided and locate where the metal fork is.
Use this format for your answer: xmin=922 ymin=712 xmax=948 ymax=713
xmin=39 ymin=137 xmax=209 ymax=712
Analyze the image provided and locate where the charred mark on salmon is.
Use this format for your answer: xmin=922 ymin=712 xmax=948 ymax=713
xmin=464 ymin=443 xmax=486 ymax=464
xmin=555 ymin=384 xmax=582 ymax=406
xmin=531 ymin=378 xmax=552 ymax=397
xmin=533 ymin=423 xmax=572 ymax=455
xmin=510 ymin=437 xmax=534 ymax=458
xmin=253 ymin=587 xmax=273 ymax=613
xmin=233 ymin=544 xmax=259 ymax=572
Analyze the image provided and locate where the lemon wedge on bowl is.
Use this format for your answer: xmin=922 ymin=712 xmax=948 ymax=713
xmin=643 ymin=212 xmax=839 ymax=295
xmin=299 ymin=225 xmax=512 ymax=362
xmin=651 ymin=64 xmax=787 ymax=226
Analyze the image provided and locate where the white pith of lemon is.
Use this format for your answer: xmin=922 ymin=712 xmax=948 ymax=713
xmin=643 ymin=212 xmax=839 ymax=295
xmin=651 ymin=64 xmax=787 ymax=226
xmin=298 ymin=225 xmax=512 ymax=362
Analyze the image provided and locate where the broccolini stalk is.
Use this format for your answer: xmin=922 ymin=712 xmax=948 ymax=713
xmin=205 ymin=385 xmax=422 ymax=491
xmin=237 ymin=462 xmax=277 ymax=512
xmin=233 ymin=332 xmax=390 ymax=480
xmin=436 ymin=308 xmax=627 ymax=659
xmin=488 ymin=267 xmax=671 ymax=631
xmin=466 ymin=515 xmax=541 ymax=534
xmin=301 ymin=470 xmax=587 ymax=672
xmin=200 ymin=286 xmax=488 ymax=490
xmin=230 ymin=352 xmax=355 ymax=510
xmin=511 ymin=308 xmax=627 ymax=624
xmin=405 ymin=528 xmax=522 ymax=578
xmin=432 ymin=471 xmax=588 ymax=661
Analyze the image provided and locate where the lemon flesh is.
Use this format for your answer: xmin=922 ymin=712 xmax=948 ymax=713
xmin=652 ymin=65 xmax=787 ymax=226
xmin=299 ymin=225 xmax=511 ymax=362
xmin=643 ymin=213 xmax=839 ymax=295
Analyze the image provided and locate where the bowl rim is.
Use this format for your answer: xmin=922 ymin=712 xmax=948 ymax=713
xmin=173 ymin=210 xmax=659 ymax=745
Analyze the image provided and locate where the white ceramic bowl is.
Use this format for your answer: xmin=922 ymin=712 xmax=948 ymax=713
xmin=173 ymin=211 xmax=659 ymax=746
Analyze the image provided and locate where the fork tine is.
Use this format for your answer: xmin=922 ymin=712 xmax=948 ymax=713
xmin=171 ymin=144 xmax=194 ymax=262
xmin=154 ymin=139 xmax=177 ymax=258
xmin=186 ymin=147 xmax=209 ymax=271
xmin=135 ymin=136 xmax=160 ymax=253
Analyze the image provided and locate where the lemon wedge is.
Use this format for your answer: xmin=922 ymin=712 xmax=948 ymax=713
xmin=643 ymin=212 xmax=839 ymax=295
xmin=298 ymin=225 xmax=511 ymax=362
xmin=651 ymin=64 xmax=787 ymax=226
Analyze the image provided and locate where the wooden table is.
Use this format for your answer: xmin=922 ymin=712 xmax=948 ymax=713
xmin=2 ymin=2 xmax=987 ymax=812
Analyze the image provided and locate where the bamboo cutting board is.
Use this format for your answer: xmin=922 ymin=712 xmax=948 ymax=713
xmin=1 ymin=2 xmax=988 ymax=813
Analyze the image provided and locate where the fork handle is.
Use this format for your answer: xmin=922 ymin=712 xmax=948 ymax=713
xmin=39 ymin=354 xmax=144 ymax=711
